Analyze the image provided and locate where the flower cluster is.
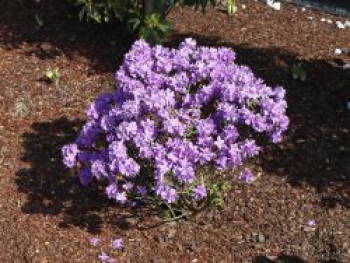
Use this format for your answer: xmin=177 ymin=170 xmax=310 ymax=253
xmin=90 ymin=237 xmax=123 ymax=262
xmin=62 ymin=38 xmax=288 ymax=206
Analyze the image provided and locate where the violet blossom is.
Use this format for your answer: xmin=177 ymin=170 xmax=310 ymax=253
xmin=89 ymin=237 xmax=101 ymax=246
xmin=111 ymin=238 xmax=124 ymax=250
xmin=62 ymin=38 xmax=289 ymax=205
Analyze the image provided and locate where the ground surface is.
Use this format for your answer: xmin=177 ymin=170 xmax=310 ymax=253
xmin=0 ymin=0 xmax=349 ymax=262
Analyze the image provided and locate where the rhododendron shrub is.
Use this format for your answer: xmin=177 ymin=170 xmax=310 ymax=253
xmin=62 ymin=39 xmax=289 ymax=212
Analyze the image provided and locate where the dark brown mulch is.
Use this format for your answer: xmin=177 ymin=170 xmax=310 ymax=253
xmin=0 ymin=0 xmax=349 ymax=262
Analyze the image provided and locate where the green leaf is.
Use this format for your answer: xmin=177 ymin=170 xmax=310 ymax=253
xmin=300 ymin=71 xmax=307 ymax=82
xmin=45 ymin=71 xmax=53 ymax=79
xmin=157 ymin=21 xmax=171 ymax=33
xmin=291 ymin=63 xmax=307 ymax=82
xmin=138 ymin=26 xmax=152 ymax=40
xmin=78 ymin=8 xmax=86 ymax=21
xmin=128 ymin=17 xmax=141 ymax=32
xmin=35 ymin=14 xmax=44 ymax=27
xmin=45 ymin=68 xmax=60 ymax=84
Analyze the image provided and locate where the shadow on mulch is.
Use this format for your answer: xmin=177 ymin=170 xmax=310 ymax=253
xmin=253 ymin=254 xmax=342 ymax=263
xmin=15 ymin=118 xmax=103 ymax=233
xmin=15 ymin=118 xmax=161 ymax=233
xmin=1 ymin=0 xmax=134 ymax=73
xmin=170 ymin=33 xmax=350 ymax=209
xmin=253 ymin=253 xmax=341 ymax=263
xmin=253 ymin=254 xmax=307 ymax=263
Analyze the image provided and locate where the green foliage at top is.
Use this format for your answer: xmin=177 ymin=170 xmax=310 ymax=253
xmin=74 ymin=0 xmax=218 ymax=43
xmin=75 ymin=0 xmax=139 ymax=23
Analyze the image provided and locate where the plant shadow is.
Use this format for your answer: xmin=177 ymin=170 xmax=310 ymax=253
xmin=15 ymin=118 xmax=161 ymax=233
xmin=253 ymin=253 xmax=342 ymax=263
xmin=253 ymin=254 xmax=308 ymax=263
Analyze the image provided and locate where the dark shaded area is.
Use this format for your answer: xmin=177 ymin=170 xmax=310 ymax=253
xmin=286 ymin=0 xmax=350 ymax=8
xmin=15 ymin=119 xmax=166 ymax=232
xmin=253 ymin=253 xmax=342 ymax=263
xmin=15 ymin=118 xmax=106 ymax=233
xmin=171 ymin=33 xmax=350 ymax=209
xmin=1 ymin=0 xmax=134 ymax=73
xmin=15 ymin=119 xmax=141 ymax=232
xmin=253 ymin=254 xmax=308 ymax=263
xmin=284 ymin=0 xmax=350 ymax=10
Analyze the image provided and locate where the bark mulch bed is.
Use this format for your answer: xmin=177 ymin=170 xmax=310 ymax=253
xmin=0 ymin=0 xmax=349 ymax=262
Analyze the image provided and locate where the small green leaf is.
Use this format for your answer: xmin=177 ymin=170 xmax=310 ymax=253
xmin=35 ymin=14 xmax=44 ymax=28
xmin=158 ymin=21 xmax=171 ymax=33
xmin=138 ymin=26 xmax=152 ymax=40
xmin=45 ymin=68 xmax=60 ymax=84
xmin=291 ymin=63 xmax=307 ymax=82
xmin=78 ymin=8 xmax=86 ymax=21
xmin=45 ymin=71 xmax=53 ymax=79
xmin=128 ymin=17 xmax=141 ymax=32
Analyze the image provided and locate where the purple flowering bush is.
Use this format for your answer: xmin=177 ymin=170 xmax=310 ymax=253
xmin=62 ymin=38 xmax=289 ymax=215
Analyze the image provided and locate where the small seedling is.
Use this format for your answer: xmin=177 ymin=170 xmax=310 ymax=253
xmin=35 ymin=14 xmax=44 ymax=29
xmin=45 ymin=68 xmax=60 ymax=84
xmin=291 ymin=63 xmax=307 ymax=82
xmin=227 ymin=0 xmax=237 ymax=15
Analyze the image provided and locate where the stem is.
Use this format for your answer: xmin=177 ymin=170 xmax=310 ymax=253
xmin=162 ymin=211 xmax=191 ymax=222
xmin=164 ymin=201 xmax=177 ymax=218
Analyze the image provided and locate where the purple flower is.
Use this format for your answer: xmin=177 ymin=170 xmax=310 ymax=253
xmin=79 ymin=167 xmax=92 ymax=186
xmin=89 ymin=237 xmax=101 ymax=246
xmin=62 ymin=38 xmax=288 ymax=208
xmin=76 ymin=122 xmax=100 ymax=148
xmin=137 ymin=186 xmax=147 ymax=197
xmin=214 ymin=136 xmax=226 ymax=150
xmin=106 ymin=183 xmax=118 ymax=199
xmin=238 ymin=169 xmax=256 ymax=183
xmin=271 ymin=131 xmax=283 ymax=143
xmin=156 ymin=184 xmax=178 ymax=203
xmin=307 ymin=219 xmax=315 ymax=226
xmin=228 ymin=144 xmax=243 ymax=166
xmin=109 ymin=141 xmax=128 ymax=159
xmin=91 ymin=160 xmax=108 ymax=179
xmin=111 ymin=238 xmax=123 ymax=250
xmin=118 ymin=158 xmax=140 ymax=177
xmin=115 ymin=191 xmax=127 ymax=204
xmin=216 ymin=156 xmax=228 ymax=170
xmin=98 ymin=252 xmax=110 ymax=262
xmin=240 ymin=140 xmax=260 ymax=158
xmin=193 ymin=184 xmax=207 ymax=200
xmin=86 ymin=93 xmax=114 ymax=120
xmin=122 ymin=182 xmax=134 ymax=191
xmin=62 ymin=144 xmax=79 ymax=168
